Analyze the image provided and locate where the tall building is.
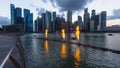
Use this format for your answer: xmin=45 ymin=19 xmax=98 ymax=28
xmin=67 ymin=10 xmax=72 ymax=23
xmin=97 ymin=11 xmax=107 ymax=31
xmin=42 ymin=13 xmax=46 ymax=32
xmin=15 ymin=7 xmax=22 ymax=24
xmin=35 ymin=17 xmax=43 ymax=32
xmin=78 ymin=16 xmax=83 ymax=30
xmin=10 ymin=4 xmax=15 ymax=24
xmin=24 ymin=9 xmax=30 ymax=32
xmin=94 ymin=15 xmax=99 ymax=31
xmin=67 ymin=10 xmax=72 ymax=32
xmin=27 ymin=13 xmax=33 ymax=32
xmin=52 ymin=12 xmax=56 ymax=31
xmin=101 ymin=11 xmax=107 ymax=30
xmin=84 ymin=8 xmax=90 ymax=31
xmin=46 ymin=11 xmax=52 ymax=31
xmin=91 ymin=10 xmax=96 ymax=17
xmin=90 ymin=10 xmax=96 ymax=32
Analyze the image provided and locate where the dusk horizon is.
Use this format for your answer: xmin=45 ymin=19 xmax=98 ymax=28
xmin=0 ymin=0 xmax=120 ymax=27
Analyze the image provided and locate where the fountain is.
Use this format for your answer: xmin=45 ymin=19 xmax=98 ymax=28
xmin=61 ymin=29 xmax=66 ymax=39
xmin=75 ymin=26 xmax=80 ymax=40
xmin=45 ymin=29 xmax=48 ymax=39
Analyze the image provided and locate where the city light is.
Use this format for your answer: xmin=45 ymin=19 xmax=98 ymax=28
xmin=45 ymin=29 xmax=48 ymax=38
xmin=61 ymin=43 xmax=67 ymax=59
xmin=44 ymin=40 xmax=49 ymax=54
xmin=61 ymin=29 xmax=66 ymax=39
xmin=74 ymin=48 xmax=81 ymax=68
xmin=75 ymin=26 xmax=80 ymax=40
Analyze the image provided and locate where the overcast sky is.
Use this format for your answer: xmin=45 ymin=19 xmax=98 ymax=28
xmin=0 ymin=0 xmax=120 ymax=26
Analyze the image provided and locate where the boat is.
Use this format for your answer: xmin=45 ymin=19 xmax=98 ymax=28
xmin=108 ymin=33 xmax=113 ymax=36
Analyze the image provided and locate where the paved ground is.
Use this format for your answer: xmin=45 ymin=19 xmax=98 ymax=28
xmin=0 ymin=34 xmax=25 ymax=68
xmin=0 ymin=34 xmax=17 ymax=64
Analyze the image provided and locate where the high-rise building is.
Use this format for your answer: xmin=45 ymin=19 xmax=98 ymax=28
xmin=10 ymin=4 xmax=15 ymax=24
xmin=78 ymin=16 xmax=83 ymax=30
xmin=15 ymin=7 xmax=22 ymax=24
xmin=52 ymin=12 xmax=56 ymax=31
xmin=67 ymin=10 xmax=72 ymax=32
xmin=15 ymin=8 xmax=22 ymax=17
xmin=91 ymin=10 xmax=96 ymax=17
xmin=84 ymin=8 xmax=90 ymax=31
xmin=24 ymin=9 xmax=30 ymax=32
xmin=94 ymin=15 xmax=99 ymax=31
xmin=35 ymin=17 xmax=43 ymax=32
xmin=27 ymin=13 xmax=33 ymax=32
xmin=67 ymin=10 xmax=72 ymax=24
xmin=101 ymin=11 xmax=107 ymax=30
xmin=46 ymin=11 xmax=52 ymax=31
xmin=42 ymin=13 xmax=46 ymax=32
xmin=97 ymin=11 xmax=107 ymax=31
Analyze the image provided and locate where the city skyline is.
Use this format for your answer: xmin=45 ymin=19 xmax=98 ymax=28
xmin=0 ymin=0 xmax=120 ymax=27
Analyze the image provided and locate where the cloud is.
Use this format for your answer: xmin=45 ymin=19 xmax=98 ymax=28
xmin=41 ymin=0 xmax=93 ymax=12
xmin=57 ymin=13 xmax=65 ymax=17
xmin=37 ymin=8 xmax=46 ymax=16
xmin=0 ymin=16 xmax=10 ymax=26
xmin=107 ymin=8 xmax=120 ymax=20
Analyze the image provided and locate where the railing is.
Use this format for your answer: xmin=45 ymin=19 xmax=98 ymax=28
xmin=0 ymin=46 xmax=14 ymax=68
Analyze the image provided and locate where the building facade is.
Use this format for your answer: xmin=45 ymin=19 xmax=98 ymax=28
xmin=84 ymin=8 xmax=90 ymax=31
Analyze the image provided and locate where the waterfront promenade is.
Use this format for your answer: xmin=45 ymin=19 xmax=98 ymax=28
xmin=0 ymin=34 xmax=25 ymax=68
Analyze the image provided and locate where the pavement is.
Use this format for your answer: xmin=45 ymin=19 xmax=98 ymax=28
xmin=0 ymin=34 xmax=25 ymax=68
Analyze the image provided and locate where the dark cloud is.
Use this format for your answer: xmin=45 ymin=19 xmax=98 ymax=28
xmin=0 ymin=16 xmax=10 ymax=26
xmin=41 ymin=0 xmax=93 ymax=12
xmin=57 ymin=13 xmax=65 ymax=17
xmin=37 ymin=8 xmax=46 ymax=16
xmin=107 ymin=8 xmax=120 ymax=20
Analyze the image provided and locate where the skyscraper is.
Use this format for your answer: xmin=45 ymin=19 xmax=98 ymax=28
xmin=10 ymin=4 xmax=15 ymax=24
xmin=90 ymin=10 xmax=96 ymax=32
xmin=101 ymin=11 xmax=107 ymax=30
xmin=42 ymin=13 xmax=46 ymax=32
xmin=24 ymin=9 xmax=30 ymax=32
xmin=52 ymin=12 xmax=56 ymax=31
xmin=67 ymin=10 xmax=72 ymax=24
xmin=46 ymin=11 xmax=52 ymax=31
xmin=78 ymin=16 xmax=83 ymax=30
xmin=97 ymin=11 xmax=107 ymax=31
xmin=91 ymin=10 xmax=96 ymax=17
xmin=15 ymin=7 xmax=22 ymax=24
xmin=84 ymin=8 xmax=90 ymax=31
xmin=67 ymin=10 xmax=72 ymax=32
xmin=27 ymin=13 xmax=33 ymax=32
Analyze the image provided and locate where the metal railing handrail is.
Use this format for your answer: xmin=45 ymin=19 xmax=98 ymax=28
xmin=0 ymin=46 xmax=14 ymax=68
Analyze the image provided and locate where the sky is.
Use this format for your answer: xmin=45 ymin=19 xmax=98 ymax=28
xmin=0 ymin=0 xmax=120 ymax=27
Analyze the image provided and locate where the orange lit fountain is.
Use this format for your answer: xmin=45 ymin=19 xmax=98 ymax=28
xmin=45 ymin=29 xmax=48 ymax=38
xmin=74 ymin=48 xmax=81 ymax=68
xmin=61 ymin=29 xmax=66 ymax=39
xmin=75 ymin=26 xmax=80 ymax=40
xmin=61 ymin=43 xmax=67 ymax=59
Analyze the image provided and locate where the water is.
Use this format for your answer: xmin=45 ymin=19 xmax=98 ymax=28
xmin=20 ymin=33 xmax=120 ymax=68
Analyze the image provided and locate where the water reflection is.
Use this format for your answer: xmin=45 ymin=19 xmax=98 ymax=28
xmin=61 ymin=43 xmax=67 ymax=59
xmin=74 ymin=48 xmax=81 ymax=68
xmin=44 ymin=40 xmax=49 ymax=54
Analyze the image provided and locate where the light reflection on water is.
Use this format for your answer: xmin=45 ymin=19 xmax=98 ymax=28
xmin=61 ymin=43 xmax=67 ymax=59
xmin=74 ymin=48 xmax=81 ymax=68
xmin=20 ymin=33 xmax=120 ymax=68
xmin=44 ymin=40 xmax=49 ymax=54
